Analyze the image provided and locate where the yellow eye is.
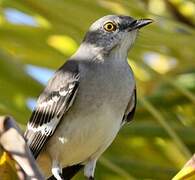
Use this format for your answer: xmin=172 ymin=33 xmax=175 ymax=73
xmin=103 ymin=22 xmax=117 ymax=32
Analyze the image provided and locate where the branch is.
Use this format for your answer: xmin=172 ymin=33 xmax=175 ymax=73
xmin=0 ymin=115 xmax=44 ymax=180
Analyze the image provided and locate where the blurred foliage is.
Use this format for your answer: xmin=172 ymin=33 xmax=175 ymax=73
xmin=1 ymin=0 xmax=195 ymax=179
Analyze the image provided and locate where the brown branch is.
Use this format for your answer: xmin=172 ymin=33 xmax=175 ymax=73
xmin=0 ymin=115 xmax=44 ymax=180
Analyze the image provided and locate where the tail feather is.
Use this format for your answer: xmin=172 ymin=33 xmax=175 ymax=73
xmin=47 ymin=164 xmax=84 ymax=180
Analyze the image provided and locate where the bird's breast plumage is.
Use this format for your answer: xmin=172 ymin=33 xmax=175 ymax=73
xmin=37 ymin=58 xmax=135 ymax=177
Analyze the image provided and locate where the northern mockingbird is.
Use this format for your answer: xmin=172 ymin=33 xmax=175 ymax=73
xmin=24 ymin=15 xmax=153 ymax=180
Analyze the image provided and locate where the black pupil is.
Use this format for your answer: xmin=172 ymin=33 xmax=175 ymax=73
xmin=107 ymin=24 xmax=113 ymax=29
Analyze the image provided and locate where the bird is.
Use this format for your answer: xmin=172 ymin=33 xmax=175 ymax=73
xmin=24 ymin=15 xmax=153 ymax=180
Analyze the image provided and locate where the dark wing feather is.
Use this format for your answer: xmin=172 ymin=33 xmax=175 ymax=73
xmin=122 ymin=88 xmax=137 ymax=124
xmin=24 ymin=61 xmax=79 ymax=158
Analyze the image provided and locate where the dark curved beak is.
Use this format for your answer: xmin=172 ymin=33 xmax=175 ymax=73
xmin=134 ymin=19 xmax=153 ymax=29
xmin=129 ymin=19 xmax=153 ymax=31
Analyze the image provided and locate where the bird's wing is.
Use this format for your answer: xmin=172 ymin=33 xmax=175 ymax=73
xmin=24 ymin=61 xmax=79 ymax=158
xmin=122 ymin=88 xmax=137 ymax=124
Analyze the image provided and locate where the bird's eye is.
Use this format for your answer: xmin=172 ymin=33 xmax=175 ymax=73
xmin=103 ymin=22 xmax=117 ymax=32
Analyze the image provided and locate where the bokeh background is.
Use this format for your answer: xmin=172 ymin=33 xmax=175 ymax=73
xmin=1 ymin=0 xmax=195 ymax=179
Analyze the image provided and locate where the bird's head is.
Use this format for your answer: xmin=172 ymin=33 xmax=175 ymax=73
xmin=75 ymin=15 xmax=153 ymax=61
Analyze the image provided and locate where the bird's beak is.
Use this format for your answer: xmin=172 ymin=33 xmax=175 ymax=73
xmin=130 ymin=19 xmax=153 ymax=30
xmin=172 ymin=154 xmax=195 ymax=180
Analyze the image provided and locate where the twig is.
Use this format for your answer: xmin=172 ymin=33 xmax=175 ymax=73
xmin=0 ymin=115 xmax=44 ymax=180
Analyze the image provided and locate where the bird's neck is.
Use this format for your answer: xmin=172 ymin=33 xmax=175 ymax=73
xmin=71 ymin=43 xmax=105 ymax=63
xmin=71 ymin=43 xmax=129 ymax=64
xmin=109 ymin=48 xmax=128 ymax=62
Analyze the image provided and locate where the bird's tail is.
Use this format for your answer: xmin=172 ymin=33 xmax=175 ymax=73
xmin=47 ymin=164 xmax=84 ymax=180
